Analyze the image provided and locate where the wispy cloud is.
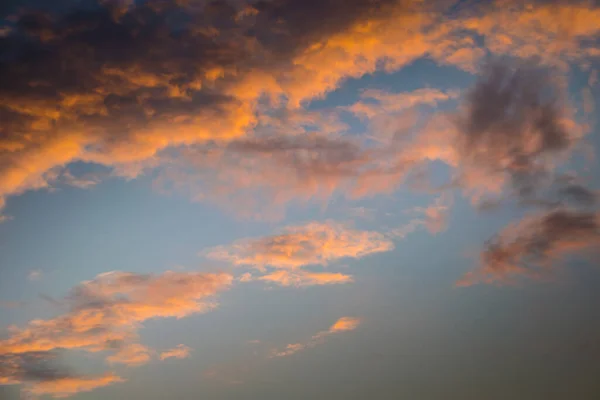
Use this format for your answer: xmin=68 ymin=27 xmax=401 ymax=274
xmin=270 ymin=317 xmax=361 ymax=358
xmin=458 ymin=208 xmax=600 ymax=286
xmin=452 ymin=59 xmax=584 ymax=204
xmin=256 ymin=270 xmax=354 ymax=288
xmin=206 ymin=221 xmax=393 ymax=271
xmin=206 ymin=220 xmax=392 ymax=286
xmin=24 ymin=373 xmax=125 ymax=399
xmin=159 ymin=345 xmax=192 ymax=361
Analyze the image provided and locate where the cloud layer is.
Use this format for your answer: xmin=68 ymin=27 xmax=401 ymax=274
xmin=1 ymin=0 xmax=598 ymax=219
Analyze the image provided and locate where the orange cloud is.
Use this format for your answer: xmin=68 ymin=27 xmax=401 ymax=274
xmin=1 ymin=0 xmax=598 ymax=220
xmin=458 ymin=209 xmax=600 ymax=286
xmin=462 ymin=1 xmax=600 ymax=70
xmin=329 ymin=317 xmax=362 ymax=333
xmin=0 ymin=270 xmax=232 ymax=397
xmin=271 ymin=317 xmax=361 ymax=358
xmin=23 ymin=373 xmax=125 ymax=399
xmin=159 ymin=345 xmax=192 ymax=361
xmin=256 ymin=270 xmax=354 ymax=287
xmin=106 ymin=344 xmax=152 ymax=367
xmin=207 ymin=221 xmax=393 ymax=270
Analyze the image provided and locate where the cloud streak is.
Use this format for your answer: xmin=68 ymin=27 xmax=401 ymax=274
xmin=270 ymin=317 xmax=361 ymax=358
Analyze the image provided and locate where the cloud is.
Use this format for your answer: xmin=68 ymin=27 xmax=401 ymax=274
xmin=558 ymin=184 xmax=598 ymax=206
xmin=155 ymin=129 xmax=411 ymax=218
xmin=458 ymin=208 xmax=600 ymax=286
xmin=407 ymin=194 xmax=452 ymax=234
xmin=206 ymin=220 xmax=393 ymax=274
xmin=27 ymin=270 xmax=42 ymax=281
xmin=23 ymin=373 xmax=124 ymax=399
xmin=1 ymin=0 xmax=598 ymax=219
xmin=0 ymin=351 xmax=124 ymax=399
xmin=256 ymin=270 xmax=354 ymax=287
xmin=159 ymin=344 xmax=192 ymax=361
xmin=270 ymin=317 xmax=361 ymax=358
xmin=105 ymin=344 xmax=152 ymax=367
xmin=452 ymin=58 xmax=584 ymax=203
xmin=329 ymin=316 xmax=362 ymax=333
xmin=0 ymin=270 xmax=232 ymax=397
xmin=462 ymin=1 xmax=600 ymax=70
xmin=346 ymin=88 xmax=459 ymax=122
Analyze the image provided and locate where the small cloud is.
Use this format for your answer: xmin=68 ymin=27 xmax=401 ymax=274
xmin=159 ymin=345 xmax=192 ymax=361
xmin=328 ymin=317 xmax=361 ymax=333
xmin=28 ymin=270 xmax=42 ymax=281
xmin=270 ymin=316 xmax=361 ymax=358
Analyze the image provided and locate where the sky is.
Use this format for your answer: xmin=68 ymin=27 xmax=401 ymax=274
xmin=1 ymin=0 xmax=600 ymax=399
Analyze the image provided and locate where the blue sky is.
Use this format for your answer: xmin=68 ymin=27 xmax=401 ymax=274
xmin=1 ymin=1 xmax=600 ymax=399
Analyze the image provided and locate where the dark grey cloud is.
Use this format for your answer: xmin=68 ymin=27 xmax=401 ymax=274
xmin=0 ymin=351 xmax=72 ymax=385
xmin=454 ymin=58 xmax=575 ymax=199
xmin=459 ymin=208 xmax=600 ymax=285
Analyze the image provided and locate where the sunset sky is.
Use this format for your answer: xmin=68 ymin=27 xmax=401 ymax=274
xmin=1 ymin=0 xmax=600 ymax=399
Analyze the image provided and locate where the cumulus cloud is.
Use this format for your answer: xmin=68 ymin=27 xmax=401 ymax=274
xmin=0 ymin=270 xmax=232 ymax=397
xmin=458 ymin=208 xmax=600 ymax=286
xmin=270 ymin=317 xmax=361 ymax=357
xmin=206 ymin=220 xmax=393 ymax=285
xmin=159 ymin=344 xmax=192 ymax=361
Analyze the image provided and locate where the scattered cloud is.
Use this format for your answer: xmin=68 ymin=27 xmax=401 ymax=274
xmin=1 ymin=0 xmax=597 ymax=220
xmin=0 ymin=270 xmax=232 ymax=397
xmin=458 ymin=209 xmax=600 ymax=286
